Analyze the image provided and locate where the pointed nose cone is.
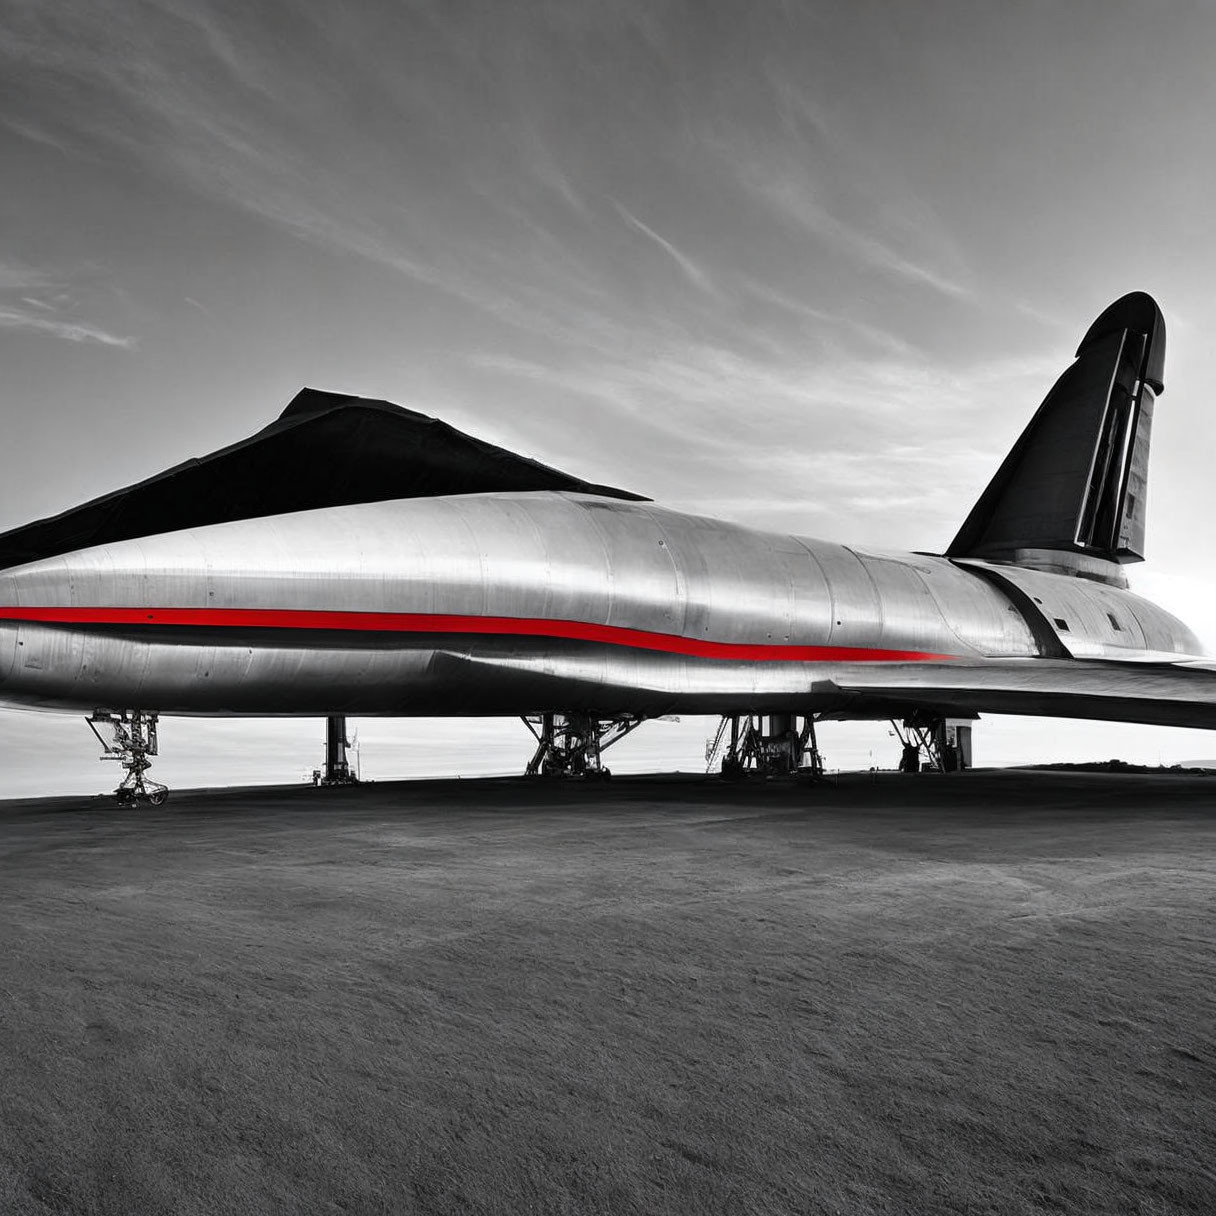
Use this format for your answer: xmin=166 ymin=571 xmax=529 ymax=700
xmin=1077 ymin=291 xmax=1166 ymax=392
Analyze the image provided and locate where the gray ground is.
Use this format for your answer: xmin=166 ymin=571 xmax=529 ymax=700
xmin=1 ymin=770 xmax=1214 ymax=1215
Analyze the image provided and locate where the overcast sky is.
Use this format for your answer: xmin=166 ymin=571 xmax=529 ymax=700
xmin=5 ymin=1 xmax=1216 ymax=796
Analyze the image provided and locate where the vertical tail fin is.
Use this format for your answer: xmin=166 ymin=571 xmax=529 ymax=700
xmin=947 ymin=292 xmax=1165 ymax=582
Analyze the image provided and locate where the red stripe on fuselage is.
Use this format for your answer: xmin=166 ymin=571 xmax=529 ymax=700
xmin=0 ymin=606 xmax=958 ymax=663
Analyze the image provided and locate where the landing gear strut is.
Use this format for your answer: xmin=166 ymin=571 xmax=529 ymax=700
xmin=707 ymin=713 xmax=825 ymax=779
xmin=87 ymin=711 xmax=169 ymax=805
xmin=892 ymin=713 xmax=974 ymax=773
xmin=522 ymin=712 xmax=644 ymax=779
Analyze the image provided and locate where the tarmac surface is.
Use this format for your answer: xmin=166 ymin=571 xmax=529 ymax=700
xmin=1 ymin=769 xmax=1214 ymax=1215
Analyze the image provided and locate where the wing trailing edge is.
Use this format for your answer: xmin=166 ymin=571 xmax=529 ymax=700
xmin=826 ymin=653 xmax=1216 ymax=732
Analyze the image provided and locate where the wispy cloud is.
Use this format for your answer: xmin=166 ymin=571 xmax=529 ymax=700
xmin=611 ymin=201 xmax=715 ymax=293
xmin=0 ymin=307 xmax=135 ymax=348
xmin=0 ymin=114 xmax=70 ymax=153
xmin=741 ymin=281 xmax=919 ymax=358
xmin=745 ymin=167 xmax=971 ymax=299
xmin=0 ymin=260 xmax=52 ymax=293
xmin=0 ymin=260 xmax=134 ymax=348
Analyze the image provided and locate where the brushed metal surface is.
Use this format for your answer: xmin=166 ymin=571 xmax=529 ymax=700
xmin=0 ymin=491 xmax=1207 ymax=723
xmin=958 ymin=560 xmax=1201 ymax=659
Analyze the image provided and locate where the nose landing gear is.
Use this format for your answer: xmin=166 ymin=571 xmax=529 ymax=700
xmin=86 ymin=711 xmax=169 ymax=806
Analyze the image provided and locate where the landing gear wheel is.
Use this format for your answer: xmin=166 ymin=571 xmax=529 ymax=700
xmin=91 ymin=712 xmax=165 ymax=807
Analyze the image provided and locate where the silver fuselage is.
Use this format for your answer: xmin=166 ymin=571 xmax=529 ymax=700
xmin=0 ymin=492 xmax=1206 ymax=723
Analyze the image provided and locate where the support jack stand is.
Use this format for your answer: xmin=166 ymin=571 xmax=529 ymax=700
xmin=313 ymin=715 xmax=361 ymax=786
xmin=892 ymin=713 xmax=975 ymax=773
xmin=87 ymin=711 xmax=169 ymax=805
xmin=708 ymin=714 xmax=825 ymax=779
xmin=521 ymin=712 xmax=644 ymax=779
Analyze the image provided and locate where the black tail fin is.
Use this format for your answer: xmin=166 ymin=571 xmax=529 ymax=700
xmin=947 ymin=292 xmax=1164 ymax=581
